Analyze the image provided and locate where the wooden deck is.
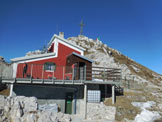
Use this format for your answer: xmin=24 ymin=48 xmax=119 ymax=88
xmin=1 ymin=77 xmax=121 ymax=86
xmin=0 ymin=66 xmax=122 ymax=86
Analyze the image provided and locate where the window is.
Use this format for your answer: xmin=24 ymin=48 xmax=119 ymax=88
xmin=44 ymin=62 xmax=56 ymax=71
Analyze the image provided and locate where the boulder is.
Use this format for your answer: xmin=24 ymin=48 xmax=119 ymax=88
xmin=86 ymin=103 xmax=116 ymax=121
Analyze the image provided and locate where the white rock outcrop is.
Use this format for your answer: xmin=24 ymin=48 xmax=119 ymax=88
xmin=132 ymin=101 xmax=161 ymax=122
xmin=0 ymin=95 xmax=72 ymax=122
xmin=0 ymin=95 xmax=117 ymax=122
xmin=86 ymin=103 xmax=116 ymax=122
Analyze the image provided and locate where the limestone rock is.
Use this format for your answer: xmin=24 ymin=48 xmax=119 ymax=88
xmin=0 ymin=95 xmax=38 ymax=122
xmin=86 ymin=103 xmax=116 ymax=122
xmin=37 ymin=111 xmax=58 ymax=122
xmin=0 ymin=95 xmax=7 ymax=108
xmin=0 ymin=95 xmax=116 ymax=122
xmin=21 ymin=113 xmax=38 ymax=122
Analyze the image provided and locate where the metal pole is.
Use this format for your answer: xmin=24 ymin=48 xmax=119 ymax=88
xmin=72 ymin=68 xmax=74 ymax=84
xmin=104 ymin=67 xmax=105 ymax=81
xmin=42 ymin=65 xmax=44 ymax=79
xmin=84 ymin=65 xmax=86 ymax=81
xmin=31 ymin=64 xmax=33 ymax=78
xmin=84 ymin=84 xmax=87 ymax=119
xmin=112 ymin=85 xmax=115 ymax=104
xmin=63 ymin=66 xmax=65 ymax=84
xmin=9 ymin=84 xmax=14 ymax=97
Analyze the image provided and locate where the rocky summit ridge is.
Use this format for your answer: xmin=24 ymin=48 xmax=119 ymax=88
xmin=67 ymin=35 xmax=162 ymax=86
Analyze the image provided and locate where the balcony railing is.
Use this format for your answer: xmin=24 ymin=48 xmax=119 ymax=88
xmin=1 ymin=63 xmax=121 ymax=83
xmin=90 ymin=66 xmax=121 ymax=82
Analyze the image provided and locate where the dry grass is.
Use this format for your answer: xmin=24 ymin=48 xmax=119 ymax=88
xmin=104 ymin=91 xmax=142 ymax=121
xmin=104 ymin=89 xmax=159 ymax=121
xmin=110 ymin=48 xmax=161 ymax=84
xmin=104 ymin=88 xmax=161 ymax=121
xmin=0 ymin=88 xmax=10 ymax=96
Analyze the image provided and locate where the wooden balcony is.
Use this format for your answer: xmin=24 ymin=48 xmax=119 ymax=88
xmin=0 ymin=64 xmax=122 ymax=86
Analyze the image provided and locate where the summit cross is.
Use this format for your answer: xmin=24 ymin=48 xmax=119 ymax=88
xmin=80 ymin=20 xmax=85 ymax=35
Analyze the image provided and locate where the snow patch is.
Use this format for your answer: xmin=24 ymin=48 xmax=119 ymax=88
xmin=132 ymin=101 xmax=156 ymax=110
xmin=134 ymin=109 xmax=160 ymax=122
xmin=39 ymin=104 xmax=58 ymax=113
xmin=132 ymin=101 xmax=161 ymax=122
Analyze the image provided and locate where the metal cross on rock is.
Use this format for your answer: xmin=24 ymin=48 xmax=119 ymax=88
xmin=80 ymin=19 xmax=85 ymax=35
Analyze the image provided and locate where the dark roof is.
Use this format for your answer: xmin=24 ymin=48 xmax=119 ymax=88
xmin=71 ymin=52 xmax=93 ymax=63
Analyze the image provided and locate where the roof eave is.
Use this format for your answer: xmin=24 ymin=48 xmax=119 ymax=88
xmin=11 ymin=53 xmax=56 ymax=63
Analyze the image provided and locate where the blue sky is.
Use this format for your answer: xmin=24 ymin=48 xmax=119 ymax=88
xmin=0 ymin=0 xmax=162 ymax=74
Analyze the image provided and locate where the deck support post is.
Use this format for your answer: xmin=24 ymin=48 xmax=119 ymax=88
xmin=9 ymin=84 xmax=13 ymax=97
xmin=84 ymin=84 xmax=87 ymax=119
xmin=104 ymin=67 xmax=105 ymax=81
xmin=112 ymin=85 xmax=115 ymax=104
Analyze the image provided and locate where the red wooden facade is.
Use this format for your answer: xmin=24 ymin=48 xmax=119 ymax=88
xmin=14 ymin=35 xmax=92 ymax=80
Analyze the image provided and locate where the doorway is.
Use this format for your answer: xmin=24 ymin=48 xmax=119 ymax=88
xmin=79 ymin=62 xmax=86 ymax=80
xmin=99 ymin=85 xmax=105 ymax=101
xmin=65 ymin=93 xmax=73 ymax=114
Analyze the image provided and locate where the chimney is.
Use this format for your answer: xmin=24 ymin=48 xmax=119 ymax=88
xmin=59 ymin=32 xmax=64 ymax=38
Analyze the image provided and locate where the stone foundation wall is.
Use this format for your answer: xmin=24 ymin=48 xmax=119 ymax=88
xmin=12 ymin=84 xmax=105 ymax=115
xmin=12 ymin=84 xmax=85 ymax=114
